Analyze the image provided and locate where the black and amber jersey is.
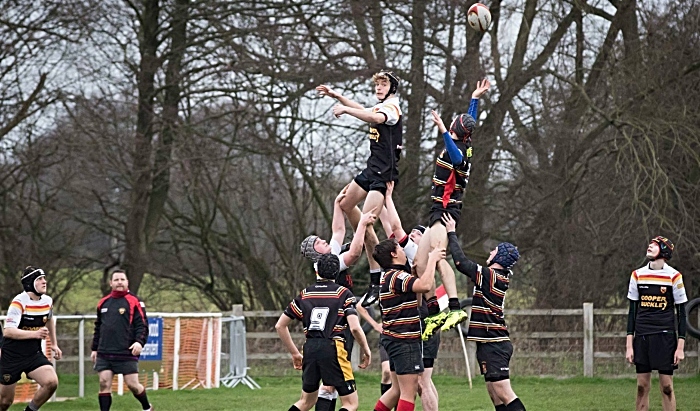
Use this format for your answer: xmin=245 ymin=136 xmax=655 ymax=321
xmin=284 ymin=280 xmax=357 ymax=341
xmin=627 ymin=263 xmax=688 ymax=336
xmin=430 ymin=140 xmax=472 ymax=208
xmin=366 ymin=97 xmax=403 ymax=182
xmin=448 ymin=233 xmax=511 ymax=343
xmin=2 ymin=292 xmax=53 ymax=356
xmin=379 ymin=266 xmax=421 ymax=341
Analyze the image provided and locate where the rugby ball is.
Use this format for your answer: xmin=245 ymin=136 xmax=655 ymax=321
xmin=467 ymin=3 xmax=492 ymax=32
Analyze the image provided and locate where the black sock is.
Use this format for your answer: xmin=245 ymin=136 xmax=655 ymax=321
xmin=495 ymin=405 xmax=507 ymax=411
xmin=370 ymin=270 xmax=381 ymax=285
xmin=289 ymin=406 xmax=301 ymax=411
xmin=134 ymin=389 xmax=150 ymax=410
xmin=24 ymin=403 xmax=38 ymax=411
xmin=427 ymin=296 xmax=440 ymax=315
xmin=448 ymin=297 xmax=460 ymax=310
xmin=381 ymin=383 xmax=392 ymax=394
xmin=506 ymin=398 xmax=526 ymax=411
xmin=99 ymin=393 xmax=112 ymax=411
xmin=339 ymin=409 xmax=349 ymax=411
xmin=315 ymin=397 xmax=334 ymax=411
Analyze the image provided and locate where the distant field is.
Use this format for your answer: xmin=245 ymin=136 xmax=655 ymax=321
xmin=15 ymin=373 xmax=700 ymax=410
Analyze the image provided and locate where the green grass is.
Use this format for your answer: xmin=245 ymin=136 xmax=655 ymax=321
xmin=11 ymin=373 xmax=700 ymax=410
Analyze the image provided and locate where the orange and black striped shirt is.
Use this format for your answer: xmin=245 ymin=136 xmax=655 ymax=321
xmin=380 ymin=266 xmax=422 ymax=341
xmin=284 ymin=280 xmax=357 ymax=341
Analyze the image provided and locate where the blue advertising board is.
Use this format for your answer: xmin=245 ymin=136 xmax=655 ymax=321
xmin=139 ymin=317 xmax=163 ymax=367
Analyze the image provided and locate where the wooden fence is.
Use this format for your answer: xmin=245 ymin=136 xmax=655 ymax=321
xmin=235 ymin=303 xmax=700 ymax=378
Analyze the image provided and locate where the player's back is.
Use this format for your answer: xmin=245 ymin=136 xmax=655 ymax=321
xmin=297 ymin=281 xmax=356 ymax=341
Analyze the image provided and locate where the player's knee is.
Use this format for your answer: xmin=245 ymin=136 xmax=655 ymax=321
xmin=636 ymin=383 xmax=649 ymax=397
xmin=42 ymin=376 xmax=59 ymax=393
xmin=661 ymin=383 xmax=673 ymax=397
xmin=99 ymin=378 xmax=112 ymax=391
xmin=381 ymin=370 xmax=391 ymax=384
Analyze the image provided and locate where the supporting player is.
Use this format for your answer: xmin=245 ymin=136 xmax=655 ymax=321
xmin=300 ymin=188 xmax=376 ymax=410
xmin=371 ymin=238 xmax=445 ymax=411
xmin=418 ymin=79 xmax=491 ymax=339
xmin=443 ymin=214 xmax=526 ymax=411
xmin=626 ymin=236 xmax=687 ymax=411
xmin=0 ymin=267 xmax=62 ymax=411
xmin=276 ymin=254 xmax=371 ymax=411
xmin=316 ymin=70 xmax=403 ymax=307
xmin=379 ymin=181 xmax=440 ymax=411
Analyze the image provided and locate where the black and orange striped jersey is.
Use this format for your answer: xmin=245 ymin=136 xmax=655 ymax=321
xmin=431 ymin=139 xmax=471 ymax=208
xmin=367 ymin=97 xmax=403 ymax=182
xmin=627 ymin=263 xmax=688 ymax=336
xmin=448 ymin=232 xmax=511 ymax=343
xmin=379 ymin=266 xmax=422 ymax=341
xmin=284 ymin=280 xmax=358 ymax=341
xmin=2 ymin=292 xmax=53 ymax=356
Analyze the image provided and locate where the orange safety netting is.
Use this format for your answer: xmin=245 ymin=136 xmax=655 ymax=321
xmin=14 ymin=317 xmax=220 ymax=404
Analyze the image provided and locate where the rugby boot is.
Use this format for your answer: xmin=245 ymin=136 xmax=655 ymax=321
xmin=422 ymin=311 xmax=448 ymax=340
xmin=440 ymin=309 xmax=469 ymax=331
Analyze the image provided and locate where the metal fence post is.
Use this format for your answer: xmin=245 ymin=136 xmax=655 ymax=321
xmin=79 ymin=319 xmax=85 ymax=397
xmin=583 ymin=302 xmax=594 ymax=377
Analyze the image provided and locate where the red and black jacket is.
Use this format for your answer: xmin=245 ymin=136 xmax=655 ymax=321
xmin=91 ymin=290 xmax=149 ymax=360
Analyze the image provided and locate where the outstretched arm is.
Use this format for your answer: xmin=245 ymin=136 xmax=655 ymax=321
xmin=469 ymin=78 xmax=490 ymax=118
xmin=382 ymin=181 xmax=407 ymax=240
xmin=331 ymin=186 xmax=349 ymax=245
xmin=342 ymin=209 xmax=377 ymax=267
xmin=432 ymin=110 xmax=464 ymax=164
xmin=333 ymin=105 xmax=386 ymax=124
xmin=442 ymin=214 xmax=479 ymax=282
xmin=316 ymin=84 xmax=364 ymax=110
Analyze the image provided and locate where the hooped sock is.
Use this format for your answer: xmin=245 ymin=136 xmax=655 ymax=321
xmin=370 ymin=269 xmax=382 ymax=285
xmin=448 ymin=297 xmax=460 ymax=310
xmin=427 ymin=296 xmax=440 ymax=316
xmin=134 ymin=389 xmax=151 ymax=410
xmin=99 ymin=393 xmax=112 ymax=411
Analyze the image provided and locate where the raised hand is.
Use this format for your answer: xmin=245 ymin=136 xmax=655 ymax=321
xmin=472 ymin=78 xmax=491 ymax=99
xmin=335 ymin=184 xmax=349 ymax=203
xmin=441 ymin=213 xmax=457 ymax=233
xmin=429 ymin=247 xmax=446 ymax=263
xmin=385 ymin=181 xmax=395 ymax=199
xmin=431 ymin=110 xmax=447 ymax=134
xmin=332 ymin=104 xmax=347 ymax=118
xmin=316 ymin=84 xmax=340 ymax=99
xmin=360 ymin=208 xmax=378 ymax=226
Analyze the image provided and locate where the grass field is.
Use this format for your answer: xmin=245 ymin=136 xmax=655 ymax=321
xmin=11 ymin=373 xmax=700 ymax=410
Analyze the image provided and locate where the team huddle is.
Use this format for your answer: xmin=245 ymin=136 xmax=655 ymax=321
xmin=276 ymin=71 xmax=690 ymax=411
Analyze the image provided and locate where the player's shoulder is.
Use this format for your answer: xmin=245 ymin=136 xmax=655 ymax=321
xmin=663 ymin=263 xmax=680 ymax=274
xmin=374 ymin=97 xmax=402 ymax=111
xmin=8 ymin=292 xmax=28 ymax=310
